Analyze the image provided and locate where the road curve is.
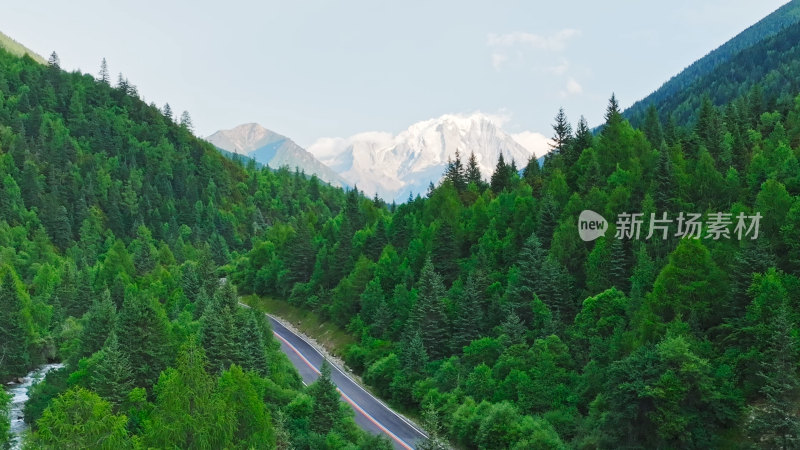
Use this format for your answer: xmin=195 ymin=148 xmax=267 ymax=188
xmin=240 ymin=303 xmax=428 ymax=449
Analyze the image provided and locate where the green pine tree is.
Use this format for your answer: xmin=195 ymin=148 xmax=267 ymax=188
xmin=409 ymin=258 xmax=448 ymax=359
xmin=79 ymin=289 xmax=117 ymax=358
xmin=115 ymin=291 xmax=170 ymax=388
xmin=746 ymin=303 xmax=800 ymax=448
xmin=0 ymin=269 xmax=30 ymax=380
xmin=90 ymin=331 xmax=134 ymax=408
xmin=308 ymin=361 xmax=344 ymax=435
xmin=466 ymin=151 xmax=484 ymax=188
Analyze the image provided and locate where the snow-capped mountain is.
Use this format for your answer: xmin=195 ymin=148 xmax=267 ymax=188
xmin=308 ymin=113 xmax=545 ymax=202
xmin=206 ymin=123 xmax=347 ymax=188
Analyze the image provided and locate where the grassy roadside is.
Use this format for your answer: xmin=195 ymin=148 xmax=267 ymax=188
xmin=240 ymin=295 xmax=356 ymax=359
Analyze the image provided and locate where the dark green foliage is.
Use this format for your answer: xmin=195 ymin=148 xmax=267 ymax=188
xmin=200 ymin=293 xmax=238 ymax=374
xmin=451 ymin=271 xmax=485 ymax=350
xmin=116 ymin=290 xmax=170 ymax=388
xmin=625 ymin=0 xmax=800 ymax=126
xmin=26 ymin=388 xmax=131 ymax=449
xmin=465 ymin=151 xmax=484 ymax=188
xmin=227 ymin=79 xmax=800 ymax=448
xmin=408 ymin=258 xmax=448 ymax=359
xmin=490 ymin=153 xmax=513 ymax=193
xmin=745 ymin=303 xmax=800 ymax=446
xmin=3 ymin=21 xmax=800 ymax=448
xmin=89 ymin=332 xmax=134 ymax=408
xmin=0 ymin=45 xmax=374 ymax=450
xmin=144 ymin=338 xmax=231 ymax=448
xmin=443 ymin=149 xmax=467 ymax=192
xmin=308 ymin=362 xmax=344 ymax=435
xmin=0 ymin=387 xmax=10 ymax=445
xmin=23 ymin=368 xmax=70 ymax=427
xmin=79 ymin=289 xmax=116 ymax=359
xmin=0 ymin=269 xmax=30 ymax=381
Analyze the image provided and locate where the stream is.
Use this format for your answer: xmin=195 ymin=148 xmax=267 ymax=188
xmin=4 ymin=363 xmax=64 ymax=449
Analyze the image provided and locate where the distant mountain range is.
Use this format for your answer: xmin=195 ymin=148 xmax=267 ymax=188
xmin=307 ymin=113 xmax=539 ymax=203
xmin=624 ymin=0 xmax=800 ymax=126
xmin=205 ymin=124 xmax=348 ymax=188
xmin=209 ymin=115 xmax=543 ymax=202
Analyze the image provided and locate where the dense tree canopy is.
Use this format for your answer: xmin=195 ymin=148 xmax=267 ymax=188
xmin=2 ymin=17 xmax=800 ymax=447
xmin=0 ymin=47 xmax=388 ymax=449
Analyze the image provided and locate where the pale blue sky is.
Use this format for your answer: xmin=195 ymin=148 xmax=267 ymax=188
xmin=1 ymin=0 xmax=789 ymax=149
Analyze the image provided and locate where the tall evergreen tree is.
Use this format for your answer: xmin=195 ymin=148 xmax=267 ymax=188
xmin=116 ymin=291 xmax=170 ymax=388
xmin=0 ymin=269 xmax=30 ymax=380
xmin=466 ymin=151 xmax=484 ymax=187
xmin=145 ymin=338 xmax=231 ymax=448
xmin=746 ymin=303 xmax=800 ymax=448
xmin=79 ymin=289 xmax=117 ymax=358
xmin=549 ymin=107 xmax=573 ymax=158
xmin=98 ymin=58 xmax=110 ymax=84
xmin=409 ymin=258 xmax=448 ymax=359
xmin=400 ymin=330 xmax=429 ymax=378
xmin=490 ymin=153 xmax=512 ymax=193
xmin=201 ymin=298 xmax=237 ymax=374
xmin=573 ymin=115 xmax=593 ymax=154
xmin=162 ymin=103 xmax=173 ymax=121
xmin=643 ymin=105 xmax=664 ymax=147
xmin=27 ymin=388 xmax=131 ymax=448
xmin=522 ymin=154 xmax=542 ymax=193
xmin=308 ymin=361 xmax=344 ymax=435
xmin=444 ymin=149 xmax=467 ymax=191
xmin=48 ymin=51 xmax=60 ymax=68
xmin=451 ymin=271 xmax=484 ymax=350
xmin=233 ymin=309 xmax=270 ymax=376
xmin=605 ymin=93 xmax=622 ymax=125
xmin=653 ymin=147 xmax=675 ymax=212
xmin=500 ymin=311 xmax=526 ymax=346
xmin=504 ymin=234 xmax=547 ymax=324
xmin=432 ymin=221 xmax=459 ymax=286
xmin=609 ymin=239 xmax=630 ymax=294
xmin=0 ymin=388 xmax=9 ymax=445
xmin=179 ymin=111 xmax=193 ymax=132
xmin=90 ymin=331 xmax=134 ymax=408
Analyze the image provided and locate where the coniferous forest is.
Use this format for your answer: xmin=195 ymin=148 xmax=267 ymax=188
xmin=0 ymin=49 xmax=392 ymax=449
xmin=2 ymin=12 xmax=800 ymax=450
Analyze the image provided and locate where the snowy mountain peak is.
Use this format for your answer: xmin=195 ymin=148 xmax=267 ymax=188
xmin=308 ymin=112 xmax=545 ymax=202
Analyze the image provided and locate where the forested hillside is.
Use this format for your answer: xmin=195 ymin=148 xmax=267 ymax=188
xmin=4 ymin=8 xmax=800 ymax=448
xmin=625 ymin=0 xmax=800 ymax=127
xmin=233 ymin=85 xmax=800 ymax=447
xmin=0 ymin=48 xmax=392 ymax=449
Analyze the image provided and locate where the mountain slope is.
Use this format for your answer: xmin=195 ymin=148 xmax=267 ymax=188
xmin=625 ymin=0 xmax=800 ymax=126
xmin=0 ymin=30 xmax=46 ymax=64
xmin=0 ymin=43 xmax=391 ymax=449
xmin=206 ymin=123 xmax=347 ymax=188
xmin=309 ymin=113 xmax=536 ymax=202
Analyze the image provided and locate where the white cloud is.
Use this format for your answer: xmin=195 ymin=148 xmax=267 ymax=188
xmin=511 ymin=131 xmax=552 ymax=158
xmin=487 ymin=29 xmax=581 ymax=51
xmin=566 ymin=77 xmax=583 ymax=95
xmin=546 ymin=57 xmax=569 ymax=75
xmin=487 ymin=29 xmax=580 ymax=73
xmin=491 ymin=52 xmax=508 ymax=70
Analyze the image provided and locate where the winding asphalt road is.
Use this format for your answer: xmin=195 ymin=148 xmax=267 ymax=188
xmin=240 ymin=303 xmax=428 ymax=449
